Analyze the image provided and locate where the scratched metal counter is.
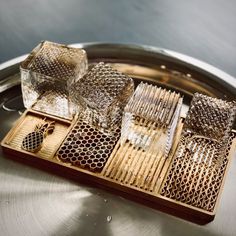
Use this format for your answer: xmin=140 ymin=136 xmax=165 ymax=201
xmin=0 ymin=43 xmax=236 ymax=236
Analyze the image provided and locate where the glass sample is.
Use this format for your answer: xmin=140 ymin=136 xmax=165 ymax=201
xmin=20 ymin=41 xmax=88 ymax=119
xmin=183 ymin=93 xmax=236 ymax=146
xmin=120 ymin=82 xmax=182 ymax=157
xmin=71 ymin=62 xmax=134 ymax=133
xmin=160 ymin=93 xmax=236 ymax=211
xmin=181 ymin=93 xmax=236 ymax=166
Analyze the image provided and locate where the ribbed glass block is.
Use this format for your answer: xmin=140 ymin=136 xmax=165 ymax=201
xmin=20 ymin=41 xmax=88 ymax=119
xmin=121 ymin=82 xmax=183 ymax=157
xmin=71 ymin=62 xmax=134 ymax=133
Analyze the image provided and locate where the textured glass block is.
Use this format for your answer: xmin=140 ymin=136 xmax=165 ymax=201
xmin=121 ymin=82 xmax=183 ymax=156
xmin=183 ymin=93 xmax=236 ymax=165
xmin=71 ymin=62 xmax=134 ymax=132
xmin=20 ymin=41 xmax=88 ymax=119
xmin=184 ymin=93 xmax=236 ymax=142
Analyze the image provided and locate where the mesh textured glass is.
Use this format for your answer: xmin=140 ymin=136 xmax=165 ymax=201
xmin=183 ymin=93 xmax=236 ymax=164
xmin=71 ymin=62 xmax=134 ymax=133
xmin=184 ymin=93 xmax=236 ymax=143
xmin=20 ymin=41 xmax=88 ymax=119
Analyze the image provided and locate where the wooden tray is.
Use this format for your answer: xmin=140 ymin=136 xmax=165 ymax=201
xmin=2 ymin=108 xmax=235 ymax=224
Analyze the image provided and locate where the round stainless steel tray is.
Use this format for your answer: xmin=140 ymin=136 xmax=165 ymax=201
xmin=0 ymin=43 xmax=235 ymax=236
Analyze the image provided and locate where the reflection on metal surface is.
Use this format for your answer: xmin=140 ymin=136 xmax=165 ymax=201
xmin=1 ymin=43 xmax=235 ymax=99
xmin=2 ymin=95 xmax=24 ymax=112
xmin=0 ymin=43 xmax=236 ymax=235
xmin=0 ymin=73 xmax=20 ymax=93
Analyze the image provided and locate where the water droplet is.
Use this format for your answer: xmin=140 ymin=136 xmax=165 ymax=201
xmin=106 ymin=215 xmax=112 ymax=223
xmin=86 ymin=214 xmax=89 ymax=217
xmin=104 ymin=199 xmax=108 ymax=203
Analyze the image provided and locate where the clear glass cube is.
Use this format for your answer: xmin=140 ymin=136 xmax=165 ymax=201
xmin=71 ymin=62 xmax=134 ymax=133
xmin=20 ymin=41 xmax=88 ymax=119
xmin=121 ymin=82 xmax=182 ymax=156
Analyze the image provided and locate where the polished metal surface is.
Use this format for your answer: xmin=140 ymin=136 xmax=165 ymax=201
xmin=0 ymin=44 xmax=236 ymax=236
xmin=1 ymin=0 xmax=236 ymax=79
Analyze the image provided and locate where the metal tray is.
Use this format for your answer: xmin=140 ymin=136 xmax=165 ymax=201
xmin=0 ymin=43 xmax=236 ymax=235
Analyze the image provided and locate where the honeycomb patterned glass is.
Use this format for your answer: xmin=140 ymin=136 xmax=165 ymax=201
xmin=71 ymin=62 xmax=134 ymax=133
xmin=56 ymin=119 xmax=120 ymax=172
xmin=120 ymin=82 xmax=182 ymax=157
xmin=20 ymin=41 xmax=88 ymax=119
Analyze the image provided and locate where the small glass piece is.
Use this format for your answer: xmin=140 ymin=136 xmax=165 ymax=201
xmin=20 ymin=41 xmax=88 ymax=119
xmin=71 ymin=62 xmax=134 ymax=132
xmin=121 ymin=82 xmax=182 ymax=156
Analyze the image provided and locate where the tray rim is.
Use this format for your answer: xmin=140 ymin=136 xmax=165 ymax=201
xmin=0 ymin=42 xmax=235 ymax=94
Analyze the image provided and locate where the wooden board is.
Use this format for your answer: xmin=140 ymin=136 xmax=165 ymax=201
xmin=1 ymin=109 xmax=236 ymax=224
